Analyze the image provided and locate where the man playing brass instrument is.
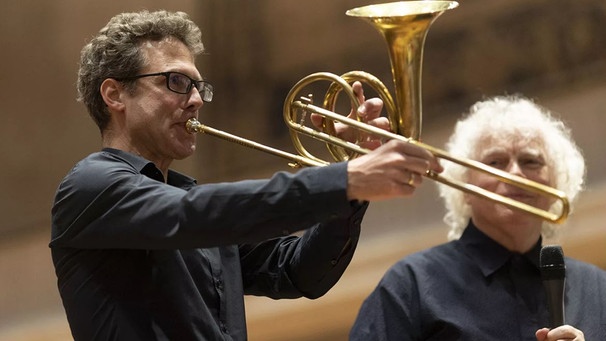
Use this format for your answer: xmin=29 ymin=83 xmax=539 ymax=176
xmin=350 ymin=96 xmax=606 ymax=341
xmin=50 ymin=10 xmax=442 ymax=340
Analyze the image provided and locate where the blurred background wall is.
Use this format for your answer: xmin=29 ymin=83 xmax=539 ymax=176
xmin=0 ymin=0 xmax=605 ymax=340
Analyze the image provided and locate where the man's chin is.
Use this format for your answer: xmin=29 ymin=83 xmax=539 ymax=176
xmin=170 ymin=140 xmax=196 ymax=160
xmin=498 ymin=206 xmax=544 ymax=224
xmin=179 ymin=144 xmax=196 ymax=160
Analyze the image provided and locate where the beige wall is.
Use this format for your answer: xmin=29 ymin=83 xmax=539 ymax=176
xmin=1 ymin=1 xmax=605 ymax=340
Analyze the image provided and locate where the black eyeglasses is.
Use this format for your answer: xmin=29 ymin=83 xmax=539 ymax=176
xmin=115 ymin=71 xmax=214 ymax=102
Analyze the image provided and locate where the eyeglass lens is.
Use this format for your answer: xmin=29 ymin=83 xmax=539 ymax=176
xmin=167 ymin=73 xmax=213 ymax=102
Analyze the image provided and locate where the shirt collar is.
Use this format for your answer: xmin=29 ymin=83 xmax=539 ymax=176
xmin=101 ymin=148 xmax=197 ymax=189
xmin=457 ymin=220 xmax=542 ymax=277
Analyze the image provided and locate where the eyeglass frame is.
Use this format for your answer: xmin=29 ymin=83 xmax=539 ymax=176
xmin=113 ymin=71 xmax=214 ymax=102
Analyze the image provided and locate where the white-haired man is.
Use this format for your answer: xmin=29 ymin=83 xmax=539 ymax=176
xmin=350 ymin=95 xmax=606 ymax=341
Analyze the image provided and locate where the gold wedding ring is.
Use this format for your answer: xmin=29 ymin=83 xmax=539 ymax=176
xmin=407 ymin=173 xmax=415 ymax=186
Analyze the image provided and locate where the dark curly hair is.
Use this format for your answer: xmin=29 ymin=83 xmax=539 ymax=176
xmin=77 ymin=10 xmax=205 ymax=131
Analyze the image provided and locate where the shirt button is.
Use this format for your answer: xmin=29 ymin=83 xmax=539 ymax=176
xmin=215 ymin=279 xmax=224 ymax=291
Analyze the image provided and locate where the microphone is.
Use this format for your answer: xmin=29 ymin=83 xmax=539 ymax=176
xmin=539 ymin=245 xmax=566 ymax=328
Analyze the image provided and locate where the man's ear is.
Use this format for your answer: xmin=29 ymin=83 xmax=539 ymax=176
xmin=100 ymin=78 xmax=127 ymax=112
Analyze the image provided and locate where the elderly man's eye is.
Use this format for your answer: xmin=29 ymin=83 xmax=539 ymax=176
xmin=485 ymin=158 xmax=507 ymax=169
xmin=521 ymin=157 xmax=544 ymax=169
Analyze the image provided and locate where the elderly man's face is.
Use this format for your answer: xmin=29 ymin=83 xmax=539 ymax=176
xmin=466 ymin=135 xmax=554 ymax=229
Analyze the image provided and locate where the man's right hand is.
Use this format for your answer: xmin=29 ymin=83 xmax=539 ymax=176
xmin=535 ymin=326 xmax=585 ymax=341
xmin=346 ymin=139 xmax=442 ymax=202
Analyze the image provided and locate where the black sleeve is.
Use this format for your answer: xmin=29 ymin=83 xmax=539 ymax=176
xmin=51 ymin=155 xmax=359 ymax=250
xmin=239 ymin=200 xmax=367 ymax=299
xmin=350 ymin=259 xmax=420 ymax=341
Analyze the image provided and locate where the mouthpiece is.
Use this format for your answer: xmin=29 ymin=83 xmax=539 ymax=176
xmin=186 ymin=118 xmax=203 ymax=134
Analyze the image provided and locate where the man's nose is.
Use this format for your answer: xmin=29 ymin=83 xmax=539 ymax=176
xmin=185 ymin=88 xmax=204 ymax=110
xmin=507 ymin=161 xmax=524 ymax=176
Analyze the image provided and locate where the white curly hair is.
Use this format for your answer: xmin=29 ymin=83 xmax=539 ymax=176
xmin=438 ymin=95 xmax=586 ymax=240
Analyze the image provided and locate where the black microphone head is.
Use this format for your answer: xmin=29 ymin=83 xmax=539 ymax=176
xmin=540 ymin=245 xmax=566 ymax=280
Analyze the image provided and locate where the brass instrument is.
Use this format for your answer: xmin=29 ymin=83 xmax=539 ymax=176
xmin=186 ymin=1 xmax=570 ymax=224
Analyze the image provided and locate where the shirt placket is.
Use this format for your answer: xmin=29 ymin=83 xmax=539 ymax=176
xmin=206 ymin=247 xmax=229 ymax=336
xmin=509 ymin=255 xmax=547 ymax=339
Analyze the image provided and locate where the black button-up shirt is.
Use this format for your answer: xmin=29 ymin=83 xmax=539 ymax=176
xmin=350 ymin=222 xmax=606 ymax=340
xmin=51 ymin=148 xmax=367 ymax=340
